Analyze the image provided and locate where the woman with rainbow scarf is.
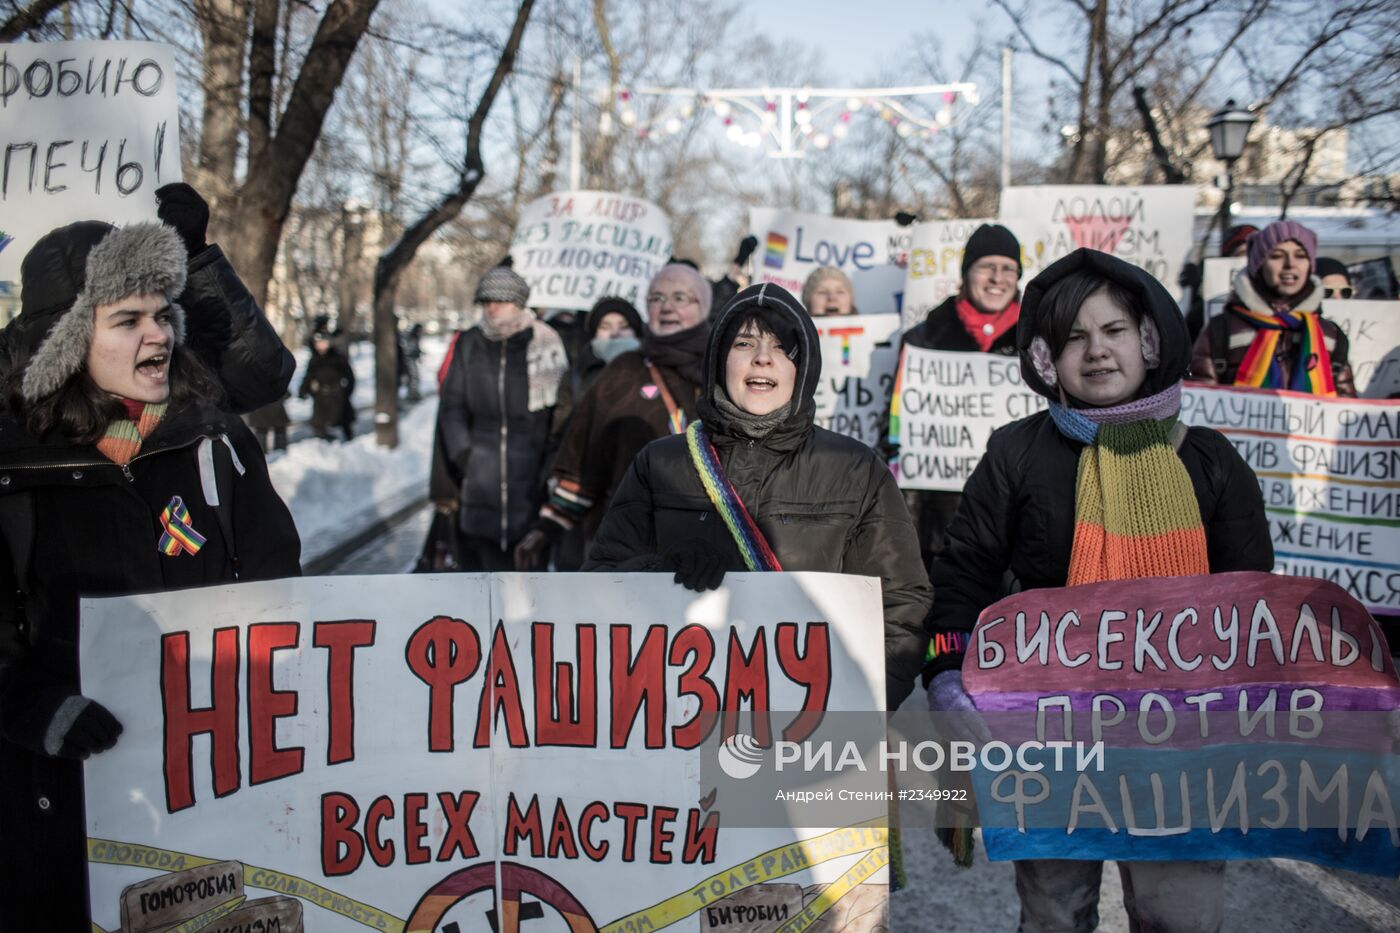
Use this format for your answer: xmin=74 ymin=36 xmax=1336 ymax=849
xmin=1190 ymin=219 xmax=1356 ymax=396
xmin=926 ymin=249 xmax=1272 ymax=932
xmin=583 ymin=282 xmax=932 ymax=710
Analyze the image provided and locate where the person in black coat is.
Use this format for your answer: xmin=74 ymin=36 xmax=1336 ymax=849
xmin=298 ymin=330 xmax=356 ymax=440
xmin=927 ymin=248 xmax=1272 ymax=932
xmin=435 ymin=265 xmax=568 ymax=570
xmin=0 ymin=221 xmax=302 ymax=932
xmin=584 ymin=282 xmax=932 ymax=709
xmin=895 ymin=223 xmax=1025 ymax=570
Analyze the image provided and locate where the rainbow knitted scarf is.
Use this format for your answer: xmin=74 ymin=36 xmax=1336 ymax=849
xmin=1048 ymin=383 xmax=1208 ymax=585
xmin=96 ymin=401 xmax=167 ymax=466
xmin=684 ymin=422 xmax=782 ymax=572
xmin=1229 ymin=306 xmax=1336 ymax=395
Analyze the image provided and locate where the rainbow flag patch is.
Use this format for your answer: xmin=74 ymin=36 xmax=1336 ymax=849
xmin=763 ymin=232 xmax=788 ymax=269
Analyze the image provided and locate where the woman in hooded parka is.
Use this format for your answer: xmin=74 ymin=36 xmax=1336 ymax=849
xmin=583 ymin=283 xmax=932 ymax=710
xmin=926 ymin=248 xmax=1273 ymax=932
xmin=0 ymin=221 xmax=302 ymax=931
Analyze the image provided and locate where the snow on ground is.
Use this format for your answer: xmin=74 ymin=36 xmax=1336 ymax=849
xmin=269 ymin=334 xmax=450 ymax=566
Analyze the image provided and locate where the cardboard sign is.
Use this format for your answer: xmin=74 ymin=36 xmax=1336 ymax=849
xmin=900 ymin=218 xmax=997 ymax=332
xmin=964 ymin=572 xmax=1400 ymax=872
xmin=82 ymin=573 xmax=889 ymax=932
xmin=0 ymin=40 xmax=182 ymax=282
xmin=813 ymin=313 xmax=900 ymax=447
xmin=509 ymin=191 xmax=672 ymax=311
xmin=999 ymin=186 xmax=1195 ymax=288
xmin=1180 ymin=385 xmax=1400 ymax=614
xmin=1321 ymin=300 xmax=1400 ymax=399
xmin=749 ymin=208 xmax=911 ymax=315
xmin=890 ymin=346 xmax=1046 ymax=491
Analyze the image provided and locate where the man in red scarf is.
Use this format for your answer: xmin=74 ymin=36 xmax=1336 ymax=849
xmin=892 ymin=223 xmax=1023 ymax=569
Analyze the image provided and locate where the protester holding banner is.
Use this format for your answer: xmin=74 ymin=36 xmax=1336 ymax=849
xmin=801 ymin=266 xmax=858 ymax=316
xmin=435 ymin=264 xmax=568 ymax=571
xmin=1190 ymin=220 xmax=1357 ymax=396
xmin=893 ymin=223 xmax=1023 ymax=567
xmin=513 ymin=263 xmax=712 ymax=568
xmin=926 ymin=248 xmax=1272 ymax=930
xmin=0 ymin=221 xmax=302 ymax=931
xmin=584 ymin=283 xmax=931 ymax=709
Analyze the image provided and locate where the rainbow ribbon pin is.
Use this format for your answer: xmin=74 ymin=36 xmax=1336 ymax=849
xmin=158 ymin=496 xmax=206 ymax=556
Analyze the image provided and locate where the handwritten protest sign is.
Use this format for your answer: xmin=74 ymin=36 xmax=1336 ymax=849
xmin=749 ymin=208 xmax=910 ymax=314
xmin=813 ymin=313 xmax=900 ymax=447
xmin=509 ymin=191 xmax=672 ymax=311
xmin=890 ymin=346 xmax=1046 ymax=491
xmin=900 ymin=218 xmax=995 ymax=332
xmin=999 ymin=186 xmax=1194 ymax=288
xmin=963 ymin=572 xmax=1400 ymax=872
xmin=0 ymin=40 xmax=181 ymax=282
xmin=1320 ymin=300 xmax=1400 ymax=399
xmin=1180 ymin=384 xmax=1400 ymax=614
xmin=81 ymin=573 xmax=890 ymax=932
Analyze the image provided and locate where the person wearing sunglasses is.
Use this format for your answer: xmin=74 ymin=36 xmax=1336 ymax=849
xmin=1316 ymin=256 xmax=1355 ymax=300
xmin=1190 ymin=220 xmax=1356 ymax=396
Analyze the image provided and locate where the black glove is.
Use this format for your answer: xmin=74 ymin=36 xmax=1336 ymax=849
xmin=662 ymin=539 xmax=727 ymax=592
xmin=734 ymin=235 xmax=758 ymax=266
xmin=1177 ymin=261 xmax=1202 ymax=290
xmin=155 ymin=182 xmax=210 ymax=257
xmin=6 ymin=689 xmax=123 ymax=760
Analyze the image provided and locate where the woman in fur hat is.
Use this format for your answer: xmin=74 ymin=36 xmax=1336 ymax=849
xmin=927 ymin=248 xmax=1272 ymax=931
xmin=0 ymin=221 xmax=302 ymax=931
xmin=1190 ymin=219 xmax=1356 ymax=396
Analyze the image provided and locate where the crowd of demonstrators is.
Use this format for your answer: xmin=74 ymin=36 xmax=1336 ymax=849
xmin=583 ymin=282 xmax=932 ymax=709
xmin=298 ymin=328 xmax=357 ymax=441
xmin=802 ymin=265 xmax=858 ymax=316
xmin=512 ymin=263 xmax=713 ymax=570
xmin=0 ymin=213 xmax=301 ymax=930
xmin=926 ymin=248 xmax=1272 ymax=930
xmin=432 ymin=265 xmax=568 ymax=572
xmin=1190 ymin=219 xmax=1356 ymax=396
xmin=893 ymin=224 xmax=1024 ymax=570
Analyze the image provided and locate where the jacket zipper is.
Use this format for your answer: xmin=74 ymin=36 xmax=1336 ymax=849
xmin=499 ymin=341 xmax=509 ymax=552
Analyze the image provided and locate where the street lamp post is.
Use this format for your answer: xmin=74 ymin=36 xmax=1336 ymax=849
xmin=1206 ymin=99 xmax=1256 ymax=249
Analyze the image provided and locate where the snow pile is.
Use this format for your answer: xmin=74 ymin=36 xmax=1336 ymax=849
xmin=270 ymin=334 xmax=451 ymax=566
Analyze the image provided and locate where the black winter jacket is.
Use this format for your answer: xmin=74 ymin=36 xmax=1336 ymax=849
xmin=897 ymin=295 xmax=1020 ymax=563
xmin=437 ymin=326 xmax=556 ymax=548
xmin=585 ymin=284 xmax=932 ymax=708
xmin=0 ymin=400 xmax=301 ymax=932
xmin=175 ymin=244 xmax=296 ymax=414
xmin=299 ymin=347 xmax=356 ymax=429
xmin=928 ymin=249 xmax=1273 ymax=676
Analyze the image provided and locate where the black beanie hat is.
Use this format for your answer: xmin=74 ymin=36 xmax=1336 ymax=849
xmin=961 ymin=223 xmax=1022 ymax=276
xmin=585 ymin=297 xmax=644 ymax=340
xmin=1314 ymin=257 xmax=1350 ymax=280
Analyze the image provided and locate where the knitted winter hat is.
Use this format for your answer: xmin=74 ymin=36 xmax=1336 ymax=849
xmin=17 ymin=221 xmax=188 ymax=403
xmin=1314 ymin=256 xmax=1350 ymax=280
xmin=1247 ymin=220 xmax=1317 ymax=277
xmin=1220 ymin=224 xmax=1258 ymax=257
xmin=585 ymin=296 xmax=644 ymax=339
xmin=961 ymin=223 xmax=1022 ymax=276
xmin=475 ymin=265 xmax=530 ymax=306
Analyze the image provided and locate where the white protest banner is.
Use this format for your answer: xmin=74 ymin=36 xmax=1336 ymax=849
xmin=813 ymin=313 xmax=900 ymax=447
xmin=749 ymin=208 xmax=910 ymax=314
xmin=509 ymin=191 xmax=672 ymax=311
xmin=890 ymin=346 xmax=1046 ymax=491
xmin=82 ymin=572 xmax=890 ymax=932
xmin=998 ymin=186 xmax=1195 ymax=288
xmin=0 ymin=41 xmax=181 ymax=282
xmin=900 ymin=218 xmax=996 ymax=332
xmin=1320 ymin=300 xmax=1400 ymax=399
xmin=1179 ymin=385 xmax=1400 ymax=614
xmin=1202 ymin=256 xmax=1246 ymax=303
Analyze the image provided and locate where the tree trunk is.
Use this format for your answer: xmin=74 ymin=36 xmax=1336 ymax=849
xmin=0 ymin=0 xmax=69 ymax=40
xmin=221 ymin=0 xmax=383 ymax=303
xmin=371 ymin=0 xmax=535 ymax=447
xmin=194 ymin=0 xmax=248 ymax=216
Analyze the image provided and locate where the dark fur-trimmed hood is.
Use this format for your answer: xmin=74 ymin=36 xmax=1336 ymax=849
xmin=15 ymin=221 xmax=188 ymax=402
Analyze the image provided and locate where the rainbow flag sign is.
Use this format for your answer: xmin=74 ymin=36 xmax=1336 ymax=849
xmin=963 ymin=572 xmax=1400 ymax=874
